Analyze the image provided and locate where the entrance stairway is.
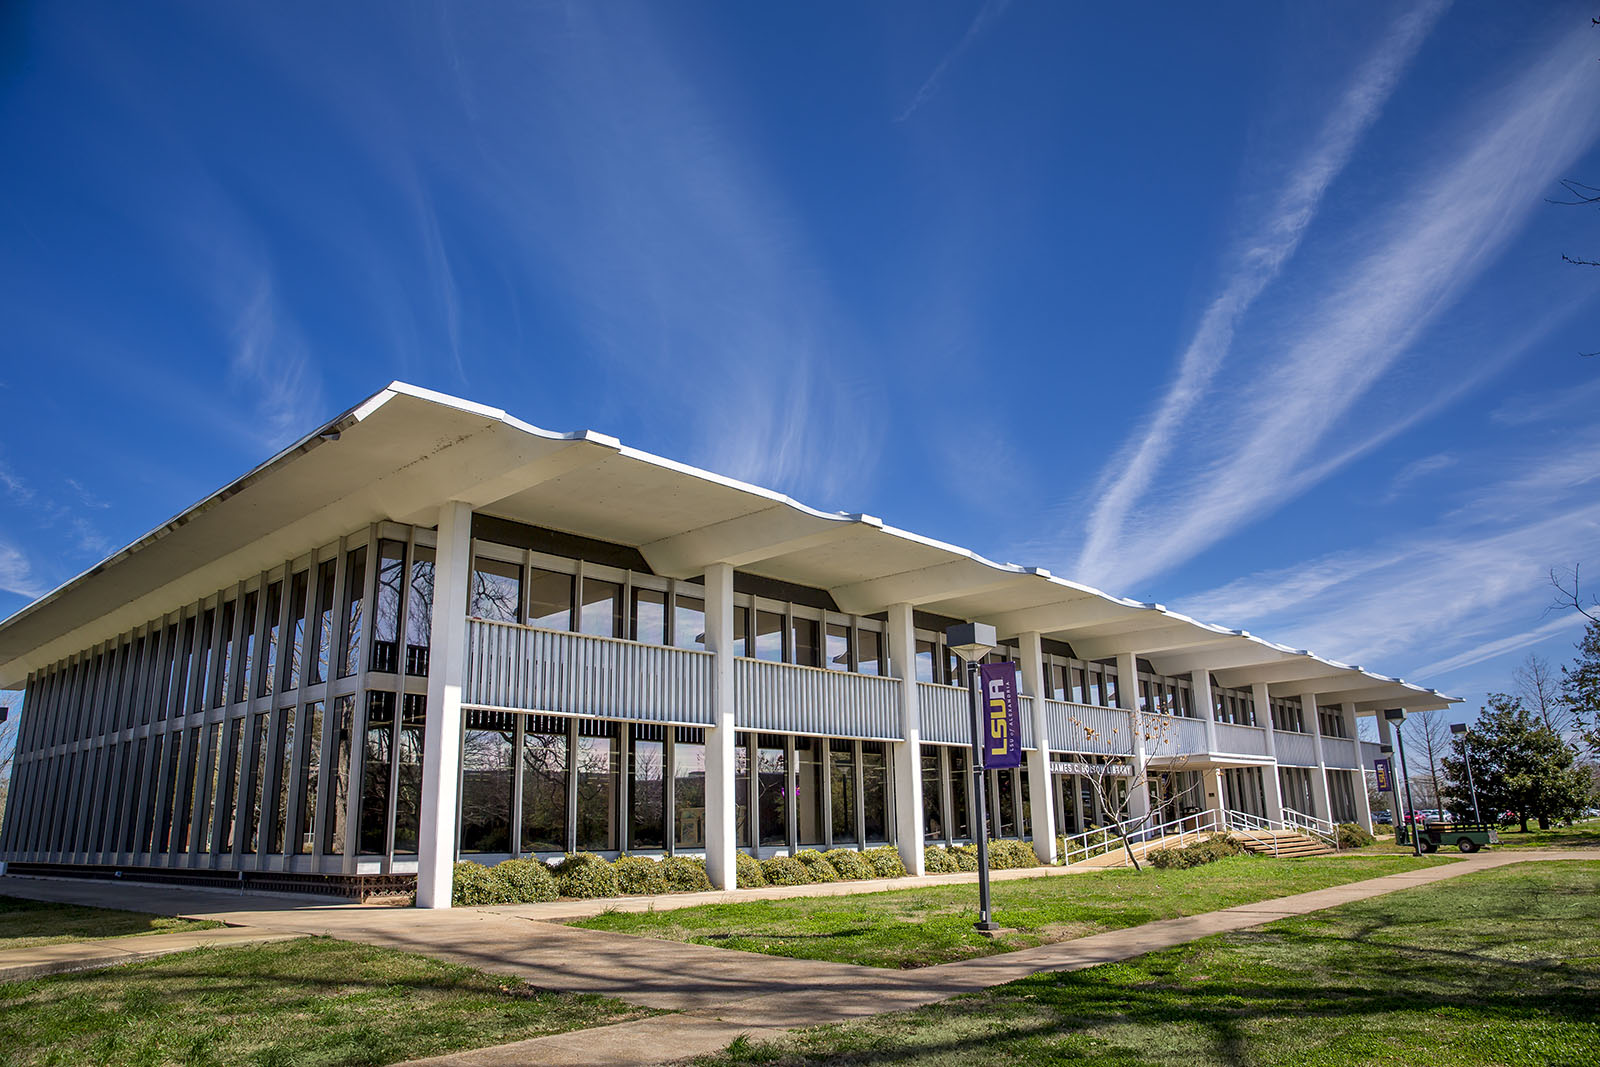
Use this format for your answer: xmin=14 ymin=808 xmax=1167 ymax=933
xmin=1230 ymin=829 xmax=1333 ymax=857
xmin=1074 ymin=827 xmax=1220 ymax=868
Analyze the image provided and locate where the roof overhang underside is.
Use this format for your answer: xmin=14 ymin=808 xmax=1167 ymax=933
xmin=0 ymin=383 xmax=1458 ymax=712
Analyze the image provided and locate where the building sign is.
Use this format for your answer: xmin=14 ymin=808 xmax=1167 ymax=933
xmin=1373 ymin=757 xmax=1393 ymax=792
xmin=979 ymin=662 xmax=1021 ymax=769
xmin=1050 ymin=761 xmax=1134 ymax=777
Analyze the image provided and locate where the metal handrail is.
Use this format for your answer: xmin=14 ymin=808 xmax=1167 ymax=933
xmin=1058 ymin=808 xmax=1223 ymax=866
xmin=1282 ymin=806 xmax=1338 ymax=848
xmin=1224 ymin=808 xmax=1281 ymax=856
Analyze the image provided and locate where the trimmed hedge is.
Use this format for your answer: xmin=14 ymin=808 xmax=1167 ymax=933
xmin=451 ymin=860 xmax=515 ymax=906
xmin=948 ymin=844 xmax=981 ymax=871
xmin=794 ymin=849 xmax=839 ymax=883
xmin=613 ymin=854 xmax=669 ymax=895
xmin=492 ymin=858 xmax=559 ymax=903
xmin=864 ymin=845 xmax=907 ymax=879
xmin=761 ymin=855 xmax=812 ymax=886
xmin=736 ymin=851 xmax=768 ymax=888
xmin=660 ymin=855 xmax=713 ymax=893
xmin=987 ymin=839 xmax=1040 ymax=870
xmin=555 ymin=852 xmax=621 ymax=898
xmin=823 ymin=848 xmax=874 ymax=880
xmin=1336 ymin=822 xmax=1376 ymax=849
xmin=1148 ymin=835 xmax=1246 ymax=870
xmin=923 ymin=845 xmax=959 ymax=873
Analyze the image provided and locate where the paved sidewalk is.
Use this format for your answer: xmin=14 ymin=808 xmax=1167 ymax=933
xmin=0 ymin=925 xmax=303 ymax=982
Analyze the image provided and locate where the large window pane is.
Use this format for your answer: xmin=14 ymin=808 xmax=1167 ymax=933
xmin=673 ymin=596 xmax=706 ymax=651
xmin=359 ymin=692 xmax=395 ymax=856
xmin=195 ymin=608 xmax=216 ymax=712
xmin=520 ymin=718 xmax=567 ymax=853
xmin=632 ymin=588 xmax=666 ymax=646
xmin=858 ymin=630 xmax=882 ymax=676
xmin=340 ymin=546 xmax=367 ymax=679
xmin=580 ymin=579 xmax=622 ymax=638
xmin=915 ymin=640 xmax=937 ymax=684
xmin=216 ymin=601 xmax=236 ymax=707
xmin=372 ymin=540 xmax=405 ymax=674
xmin=921 ymin=748 xmax=944 ymax=842
xmin=994 ymin=770 xmax=1016 ymax=839
xmin=948 ymin=748 xmax=971 ymax=840
xmin=575 ymin=723 xmax=618 ymax=851
xmin=470 ymin=558 xmax=522 ymax=623
xmin=792 ymin=618 xmax=820 ymax=668
xmin=296 ymin=701 xmax=324 ymax=854
xmin=528 ymin=568 xmax=572 ymax=631
xmin=755 ymin=611 xmax=784 ymax=663
xmin=393 ymin=695 xmax=426 ymax=853
xmin=735 ymin=733 xmax=751 ymax=848
xmin=246 ymin=713 xmax=268 ymax=853
xmin=285 ymin=571 xmax=309 ymax=691
xmin=825 ymin=623 xmax=851 ymax=672
xmin=1019 ymin=767 xmax=1032 ymax=838
xmin=260 ymin=581 xmax=281 ymax=698
xmin=195 ymin=724 xmax=221 ymax=852
xmin=460 ymin=711 xmax=514 ymax=853
xmin=673 ymin=729 xmax=705 ymax=849
xmin=311 ymin=560 xmax=337 ymax=685
xmin=829 ymin=739 xmax=857 ymax=845
xmin=797 ymin=737 xmax=825 ymax=847
xmin=237 ymin=592 xmax=258 ymax=703
xmin=757 ymin=737 xmax=787 ymax=847
xmin=324 ymin=696 xmax=353 ymax=854
xmin=630 ymin=726 xmax=665 ymax=850
xmin=862 ymin=742 xmax=888 ymax=842
xmin=406 ymin=548 xmax=434 ymax=677
xmin=271 ymin=709 xmax=294 ymax=853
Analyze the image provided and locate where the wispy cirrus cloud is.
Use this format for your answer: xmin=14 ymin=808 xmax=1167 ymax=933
xmin=0 ymin=540 xmax=45 ymax=599
xmin=897 ymin=0 xmax=1013 ymax=122
xmin=1071 ymin=17 xmax=1600 ymax=592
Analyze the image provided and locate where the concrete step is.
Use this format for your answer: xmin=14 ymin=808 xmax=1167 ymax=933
xmin=1231 ymin=830 xmax=1333 ymax=856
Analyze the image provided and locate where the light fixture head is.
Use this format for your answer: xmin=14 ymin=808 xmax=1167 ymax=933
xmin=945 ymin=621 xmax=997 ymax=664
xmin=1380 ymin=744 xmax=1393 ymax=756
xmin=1383 ymin=708 xmax=1405 ymax=723
xmin=1450 ymin=723 xmax=1467 ymax=735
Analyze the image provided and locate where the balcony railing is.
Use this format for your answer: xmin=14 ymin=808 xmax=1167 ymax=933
xmin=735 ymin=658 xmax=901 ymax=739
xmin=1321 ymin=736 xmax=1359 ymax=769
xmin=918 ymin=682 xmax=969 ymax=745
xmin=1042 ymin=700 xmax=1133 ymax=756
xmin=1213 ymin=721 xmax=1269 ymax=757
xmin=1274 ymin=731 xmax=1317 ymax=766
xmin=1146 ymin=714 xmax=1208 ymax=757
xmin=465 ymin=618 xmax=715 ymax=726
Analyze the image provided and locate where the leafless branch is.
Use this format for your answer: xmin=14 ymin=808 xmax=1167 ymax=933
xmin=1550 ymin=564 xmax=1600 ymax=625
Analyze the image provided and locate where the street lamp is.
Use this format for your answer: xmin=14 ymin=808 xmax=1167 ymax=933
xmin=946 ymin=621 xmax=999 ymax=934
xmin=1384 ymin=709 xmax=1422 ymax=857
xmin=1450 ymin=723 xmax=1483 ymax=825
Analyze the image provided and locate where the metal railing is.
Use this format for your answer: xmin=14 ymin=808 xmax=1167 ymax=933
xmin=735 ymin=657 xmax=901 ymax=738
xmin=917 ymin=682 xmax=971 ymax=745
xmin=1283 ymin=806 xmax=1338 ymax=847
xmin=1058 ymin=808 xmax=1223 ymax=866
xmin=1213 ymin=721 xmax=1269 ymax=757
xmin=1224 ymin=808 xmax=1282 ymax=855
xmin=1041 ymin=700 xmax=1134 ymax=755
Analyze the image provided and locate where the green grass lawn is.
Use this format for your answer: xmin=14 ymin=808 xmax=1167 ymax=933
xmin=0 ymin=936 xmax=654 ymax=1067
xmin=573 ymin=854 xmax=1445 ymax=969
xmin=0 ymin=895 xmax=222 ymax=951
xmin=696 ymin=859 xmax=1600 ymax=1067
xmin=1367 ymin=817 xmax=1600 ymax=853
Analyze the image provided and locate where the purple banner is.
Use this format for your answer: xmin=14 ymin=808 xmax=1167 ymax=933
xmin=1373 ymin=757 xmax=1393 ymax=793
xmin=979 ymin=662 xmax=1022 ymax=769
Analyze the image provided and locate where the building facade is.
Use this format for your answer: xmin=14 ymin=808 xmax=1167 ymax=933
xmin=0 ymin=384 xmax=1454 ymax=905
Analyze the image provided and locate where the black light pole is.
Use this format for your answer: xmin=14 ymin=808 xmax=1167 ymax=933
xmin=947 ymin=621 xmax=1000 ymax=934
xmin=1450 ymin=723 xmax=1482 ymax=825
xmin=1385 ymin=709 xmax=1422 ymax=857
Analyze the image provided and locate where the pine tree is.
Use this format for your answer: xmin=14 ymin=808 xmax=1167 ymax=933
xmin=1561 ymin=619 xmax=1600 ymax=759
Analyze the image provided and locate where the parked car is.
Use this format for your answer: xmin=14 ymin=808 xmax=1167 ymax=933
xmin=1374 ymin=810 xmax=1394 ymax=825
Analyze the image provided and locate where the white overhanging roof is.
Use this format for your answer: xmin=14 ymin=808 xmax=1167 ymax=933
xmin=0 ymin=383 xmax=1458 ymax=712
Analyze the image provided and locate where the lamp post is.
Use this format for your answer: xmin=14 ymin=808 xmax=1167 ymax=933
xmin=1384 ymin=709 xmax=1422 ymax=857
xmin=1450 ymin=723 xmax=1482 ymax=825
xmin=947 ymin=621 xmax=1000 ymax=934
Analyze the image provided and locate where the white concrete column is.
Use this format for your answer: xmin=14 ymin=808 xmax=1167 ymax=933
xmin=1344 ymin=702 xmax=1373 ymax=832
xmin=1114 ymin=652 xmax=1151 ymax=825
xmin=702 ymin=563 xmax=738 ymax=891
xmin=416 ymin=500 xmax=472 ymax=909
xmin=1376 ymin=711 xmax=1400 ymax=829
xmin=1302 ymin=690 xmax=1333 ymax=823
xmin=1201 ymin=766 xmax=1226 ymax=822
xmin=1016 ymin=631 xmax=1056 ymax=863
xmin=885 ymin=602 xmax=925 ymax=876
xmin=1190 ymin=669 xmax=1218 ymax=754
xmin=1252 ymin=682 xmax=1285 ymax=824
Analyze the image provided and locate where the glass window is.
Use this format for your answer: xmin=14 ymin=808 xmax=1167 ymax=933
xmin=632 ymin=587 xmax=667 ymax=646
xmin=673 ymin=728 xmax=706 ymax=849
xmin=216 ymin=601 xmax=236 ymax=707
xmin=460 ymin=711 xmax=514 ymax=853
xmin=372 ymin=540 xmax=405 ymax=674
xmin=176 ymin=726 xmax=201 ymax=850
xmin=797 ymin=737 xmax=825 ymax=847
xmin=994 ymin=770 xmax=1016 ymax=838
xmin=915 ymin=640 xmax=937 ymax=683
xmin=829 ymin=739 xmax=857 ymax=845
xmin=261 ymin=581 xmax=282 ymax=698
xmin=735 ymin=733 xmax=752 ymax=848
xmin=196 ymin=723 xmax=222 ymax=852
xmin=792 ymin=617 xmax=820 ymax=668
xmin=755 ymin=610 xmax=785 ymax=662
xmin=237 ymin=592 xmax=258 ymax=703
xmin=195 ymin=608 xmax=216 ymax=712
xmin=123 ymin=737 xmax=148 ymax=853
xmin=757 ymin=737 xmax=787 ymax=847
xmin=340 ymin=546 xmax=367 ymax=679
xmin=857 ymin=629 xmax=882 ymax=676
xmin=580 ymin=578 xmax=623 ymax=638
xmin=324 ymin=696 xmax=353 ymax=854
xmin=1020 ymin=767 xmax=1032 ymax=838
xmin=311 ymin=560 xmax=337 ymax=685
xmin=733 ymin=606 xmax=750 ymax=657
xmin=142 ymin=733 xmax=164 ymax=852
xmin=407 ymin=548 xmax=434 ymax=677
xmin=521 ymin=718 xmax=568 ymax=853
xmin=285 ymin=571 xmax=309 ymax=691
xmin=630 ymin=725 xmax=666 ymax=850
xmin=575 ymin=722 xmax=618 ymax=851
xmin=470 ymin=557 xmax=522 ymax=623
xmin=948 ymin=748 xmax=971 ymax=840
xmin=359 ymin=692 xmax=395 ymax=855
xmin=824 ymin=623 xmax=850 ymax=671
xmin=270 ymin=709 xmax=294 ymax=853
xmin=246 ymin=713 xmax=269 ymax=853
xmin=1103 ymin=670 xmax=1119 ymax=709
xmin=393 ymin=695 xmax=426 ymax=853
xmin=296 ymin=701 xmax=324 ymax=854
xmin=673 ymin=595 xmax=706 ymax=651
xmin=921 ymin=748 xmax=944 ymax=842
xmin=528 ymin=568 xmax=573 ymax=631
xmin=862 ymin=741 xmax=888 ymax=842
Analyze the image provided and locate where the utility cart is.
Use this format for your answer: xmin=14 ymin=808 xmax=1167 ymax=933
xmin=1400 ymin=822 xmax=1499 ymax=853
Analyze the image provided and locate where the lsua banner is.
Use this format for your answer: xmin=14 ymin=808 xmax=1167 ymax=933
xmin=979 ymin=662 xmax=1022 ymax=769
xmin=1373 ymin=757 xmax=1393 ymax=793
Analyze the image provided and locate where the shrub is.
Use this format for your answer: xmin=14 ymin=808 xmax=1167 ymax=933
xmin=923 ymin=845 xmax=959 ymax=873
xmin=492 ymin=858 xmax=558 ymax=903
xmin=794 ymin=849 xmax=839 ymax=882
xmin=736 ymin=851 xmax=767 ymax=888
xmin=948 ymin=844 xmax=981 ymax=872
xmin=987 ymin=839 xmax=1041 ymax=870
xmin=1336 ymin=822 xmax=1376 ymax=849
xmin=660 ymin=855 xmax=713 ymax=893
xmin=613 ymin=854 xmax=669 ymax=895
xmin=1148 ymin=835 xmax=1244 ymax=870
xmin=823 ymin=848 xmax=874 ymax=880
xmin=452 ymin=860 xmax=514 ymax=906
xmin=761 ymin=855 xmax=813 ymax=886
xmin=863 ymin=845 xmax=908 ymax=879
xmin=554 ymin=852 xmax=620 ymax=899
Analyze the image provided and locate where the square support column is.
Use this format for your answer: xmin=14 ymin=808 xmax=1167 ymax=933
xmin=1302 ymin=691 xmax=1333 ymax=823
xmin=1201 ymin=766 xmax=1226 ymax=822
xmin=1344 ymin=702 xmax=1373 ymax=832
xmin=1016 ymin=631 xmax=1056 ymax=864
xmin=1191 ymin=669 xmax=1218 ymax=754
xmin=1251 ymin=682 xmax=1285 ymax=824
xmin=416 ymin=500 xmax=472 ymax=909
xmin=1376 ymin=711 xmax=1400 ymax=830
xmin=703 ymin=563 xmax=738 ymax=891
xmin=885 ymin=602 xmax=925 ymax=876
xmin=1114 ymin=652 xmax=1151 ymax=826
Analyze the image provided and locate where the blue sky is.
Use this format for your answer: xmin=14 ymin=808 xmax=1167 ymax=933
xmin=1 ymin=1 xmax=1598 ymax=726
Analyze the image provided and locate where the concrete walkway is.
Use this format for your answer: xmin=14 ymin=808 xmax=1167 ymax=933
xmin=0 ymin=925 xmax=301 ymax=981
xmin=3 ymin=850 xmax=1595 ymax=1065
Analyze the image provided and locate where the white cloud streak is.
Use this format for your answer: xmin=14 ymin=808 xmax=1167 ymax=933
xmin=897 ymin=0 xmax=1013 ymax=122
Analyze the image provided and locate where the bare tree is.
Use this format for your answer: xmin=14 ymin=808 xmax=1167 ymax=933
xmin=1404 ymin=708 xmax=1452 ymax=810
xmin=1066 ymin=705 xmax=1201 ymax=870
xmin=1550 ymin=565 xmax=1600 ymax=624
xmin=1514 ymin=652 xmax=1572 ymax=735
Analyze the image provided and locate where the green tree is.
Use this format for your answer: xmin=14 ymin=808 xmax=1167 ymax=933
xmin=1441 ymin=694 xmax=1591 ymax=831
xmin=1560 ymin=618 xmax=1600 ymax=759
